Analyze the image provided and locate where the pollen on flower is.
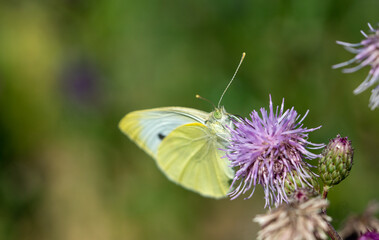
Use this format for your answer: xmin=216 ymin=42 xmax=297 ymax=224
xmin=333 ymin=23 xmax=379 ymax=110
xmin=224 ymin=96 xmax=324 ymax=207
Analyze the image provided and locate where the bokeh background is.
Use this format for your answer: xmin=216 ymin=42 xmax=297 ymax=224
xmin=0 ymin=0 xmax=378 ymax=239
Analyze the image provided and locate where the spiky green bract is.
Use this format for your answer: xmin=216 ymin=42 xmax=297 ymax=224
xmin=284 ymin=168 xmax=320 ymax=197
xmin=318 ymin=135 xmax=353 ymax=187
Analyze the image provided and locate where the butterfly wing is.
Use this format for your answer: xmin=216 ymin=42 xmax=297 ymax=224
xmin=119 ymin=107 xmax=208 ymax=158
xmin=157 ymin=122 xmax=234 ymax=198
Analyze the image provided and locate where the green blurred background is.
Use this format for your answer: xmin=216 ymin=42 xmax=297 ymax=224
xmin=0 ymin=0 xmax=378 ymax=239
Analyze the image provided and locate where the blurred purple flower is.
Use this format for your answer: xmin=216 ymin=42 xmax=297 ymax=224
xmin=333 ymin=23 xmax=379 ymax=110
xmin=225 ymin=96 xmax=324 ymax=207
xmin=62 ymin=58 xmax=101 ymax=107
xmin=360 ymin=231 xmax=379 ymax=240
xmin=340 ymin=201 xmax=379 ymax=239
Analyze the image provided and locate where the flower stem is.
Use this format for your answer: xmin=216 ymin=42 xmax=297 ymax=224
xmin=321 ymin=185 xmax=331 ymax=215
xmin=321 ymin=185 xmax=341 ymax=240
xmin=326 ymin=221 xmax=342 ymax=240
xmin=322 ymin=185 xmax=330 ymax=199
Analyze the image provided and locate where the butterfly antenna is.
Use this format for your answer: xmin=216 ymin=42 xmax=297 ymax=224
xmin=196 ymin=94 xmax=216 ymax=109
xmin=217 ymin=52 xmax=246 ymax=108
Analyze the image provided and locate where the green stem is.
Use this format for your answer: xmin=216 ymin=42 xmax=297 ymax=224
xmin=322 ymin=185 xmax=330 ymax=199
xmin=319 ymin=185 xmax=341 ymax=239
xmin=321 ymin=185 xmax=331 ymax=215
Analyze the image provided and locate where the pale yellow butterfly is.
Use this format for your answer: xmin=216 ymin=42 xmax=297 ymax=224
xmin=119 ymin=53 xmax=245 ymax=198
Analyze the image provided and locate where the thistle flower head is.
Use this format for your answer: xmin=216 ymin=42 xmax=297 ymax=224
xmin=360 ymin=231 xmax=379 ymax=240
xmin=253 ymin=197 xmax=331 ymax=240
xmin=340 ymin=201 xmax=379 ymax=239
xmin=333 ymin=23 xmax=379 ymax=110
xmin=225 ymin=96 xmax=324 ymax=207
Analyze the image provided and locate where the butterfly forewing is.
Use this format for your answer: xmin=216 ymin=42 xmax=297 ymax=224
xmin=157 ymin=122 xmax=234 ymax=198
xmin=119 ymin=107 xmax=208 ymax=157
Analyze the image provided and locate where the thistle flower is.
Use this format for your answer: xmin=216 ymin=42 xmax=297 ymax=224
xmin=253 ymin=197 xmax=331 ymax=240
xmin=333 ymin=23 xmax=379 ymax=110
xmin=360 ymin=231 xmax=379 ymax=240
xmin=340 ymin=201 xmax=379 ymax=239
xmin=225 ymin=96 xmax=324 ymax=207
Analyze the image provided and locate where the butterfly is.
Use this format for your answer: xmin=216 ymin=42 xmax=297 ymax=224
xmin=119 ymin=53 xmax=245 ymax=198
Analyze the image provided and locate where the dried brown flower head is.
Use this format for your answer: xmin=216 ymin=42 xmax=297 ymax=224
xmin=254 ymin=197 xmax=331 ymax=240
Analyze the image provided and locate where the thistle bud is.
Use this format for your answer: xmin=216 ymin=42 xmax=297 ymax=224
xmin=284 ymin=168 xmax=320 ymax=196
xmin=318 ymin=135 xmax=353 ymax=187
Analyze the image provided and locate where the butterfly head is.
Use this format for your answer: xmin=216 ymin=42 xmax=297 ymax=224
xmin=210 ymin=107 xmax=227 ymax=121
xmin=206 ymin=107 xmax=234 ymax=144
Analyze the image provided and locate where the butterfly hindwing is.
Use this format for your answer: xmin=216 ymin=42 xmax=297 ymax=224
xmin=118 ymin=107 xmax=208 ymax=157
xmin=157 ymin=122 xmax=234 ymax=198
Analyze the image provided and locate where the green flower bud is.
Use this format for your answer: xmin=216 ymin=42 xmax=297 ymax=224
xmin=284 ymin=167 xmax=320 ymax=196
xmin=318 ymin=135 xmax=353 ymax=187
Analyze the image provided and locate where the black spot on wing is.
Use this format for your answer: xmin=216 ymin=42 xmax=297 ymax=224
xmin=158 ymin=133 xmax=166 ymax=140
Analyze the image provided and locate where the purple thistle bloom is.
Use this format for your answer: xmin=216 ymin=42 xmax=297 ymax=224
xmin=333 ymin=23 xmax=379 ymax=110
xmin=225 ymin=96 xmax=324 ymax=208
xmin=360 ymin=231 xmax=379 ymax=240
